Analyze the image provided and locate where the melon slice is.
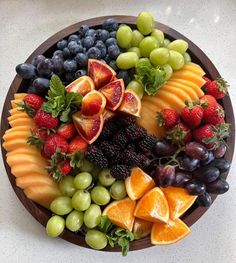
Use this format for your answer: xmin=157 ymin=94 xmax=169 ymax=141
xmin=11 ymin=99 xmax=23 ymax=108
xmin=4 ymin=126 xmax=32 ymax=134
xmin=161 ymin=85 xmax=192 ymax=102
xmin=172 ymin=70 xmax=206 ymax=87
xmin=167 ymin=81 xmax=199 ymax=100
xmin=16 ymin=174 xmax=58 ymax=189
xmin=9 ymin=118 xmax=34 ymax=127
xmin=8 ymin=113 xmax=30 ymax=121
xmin=11 ymin=163 xmax=48 ymax=177
xmin=3 ymin=130 xmax=31 ymax=142
xmin=14 ymin=93 xmax=27 ymax=100
xmin=7 ymin=154 xmax=47 ymax=167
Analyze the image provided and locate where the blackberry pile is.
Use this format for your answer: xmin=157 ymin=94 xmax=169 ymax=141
xmin=85 ymin=115 xmax=158 ymax=179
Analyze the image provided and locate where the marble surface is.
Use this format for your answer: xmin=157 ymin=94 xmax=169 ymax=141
xmin=0 ymin=0 xmax=236 ymax=262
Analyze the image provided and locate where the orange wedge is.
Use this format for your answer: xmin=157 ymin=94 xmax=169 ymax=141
xmin=66 ymin=76 xmax=95 ymax=96
xmin=102 ymin=197 xmax=136 ymax=231
xmin=133 ymin=218 xmax=153 ymax=240
xmin=125 ymin=167 xmax=155 ymax=200
xmin=134 ymin=187 xmax=169 ymax=223
xmin=161 ymin=186 xmax=197 ymax=219
xmin=118 ymin=90 xmax=141 ymax=117
xmin=151 ymin=218 xmax=190 ymax=245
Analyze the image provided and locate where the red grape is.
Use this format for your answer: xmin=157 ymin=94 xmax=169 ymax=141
xmin=185 ymin=142 xmax=209 ymax=160
xmin=154 ymin=165 xmax=175 ymax=188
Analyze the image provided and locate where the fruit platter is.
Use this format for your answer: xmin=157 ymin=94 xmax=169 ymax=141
xmin=1 ymin=13 xmax=235 ymax=255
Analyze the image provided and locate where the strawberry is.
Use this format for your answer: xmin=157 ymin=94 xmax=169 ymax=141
xmin=181 ymin=105 xmax=204 ymax=129
xmin=60 ymin=158 xmax=72 ymax=175
xmin=32 ymin=127 xmax=49 ymax=140
xmin=34 ymin=109 xmax=59 ymax=129
xmin=68 ymin=135 xmax=88 ymax=154
xmin=27 ymin=127 xmax=49 ymax=150
xmin=203 ymin=103 xmax=225 ymax=125
xmin=157 ymin=109 xmax=179 ymax=128
xmin=57 ymin=123 xmax=76 ymax=140
xmin=43 ymin=134 xmax=69 ymax=157
xmin=24 ymin=94 xmax=45 ymax=110
xmin=166 ymin=122 xmax=192 ymax=144
xmin=202 ymin=76 xmax=211 ymax=88
xmin=199 ymin=95 xmax=217 ymax=108
xmin=203 ymin=78 xmax=229 ymax=100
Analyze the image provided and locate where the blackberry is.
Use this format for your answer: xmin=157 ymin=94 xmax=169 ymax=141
xmin=137 ymin=154 xmax=151 ymax=169
xmin=126 ymin=143 xmax=136 ymax=152
xmin=100 ymin=141 xmax=120 ymax=158
xmin=125 ymin=124 xmax=147 ymax=141
xmin=85 ymin=145 xmax=108 ymax=168
xmin=99 ymin=119 xmax=117 ymax=139
xmin=138 ymin=134 xmax=158 ymax=153
xmin=112 ymin=129 xmax=128 ymax=149
xmin=110 ymin=164 xmax=131 ymax=179
xmin=124 ymin=149 xmax=140 ymax=167
xmin=115 ymin=115 xmax=137 ymax=127
xmin=109 ymin=151 xmax=125 ymax=165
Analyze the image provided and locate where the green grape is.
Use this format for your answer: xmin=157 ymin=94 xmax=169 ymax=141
xmin=59 ymin=176 xmax=76 ymax=197
xmin=183 ymin=52 xmax=191 ymax=63
xmin=163 ymin=38 xmax=171 ymax=47
xmin=116 ymin=25 xmax=132 ymax=48
xmin=116 ymin=52 xmax=139 ymax=70
xmin=72 ymin=190 xmax=91 ymax=211
xmin=126 ymin=80 xmax=144 ymax=99
xmin=66 ymin=210 xmax=84 ymax=232
xmin=110 ymin=180 xmax=127 ymax=200
xmin=131 ymin=30 xmax=144 ymax=47
xmin=85 ymin=230 xmax=108 ymax=250
xmin=162 ymin=64 xmax=173 ymax=80
xmin=84 ymin=204 xmax=101 ymax=228
xmin=91 ymin=186 xmax=110 ymax=205
xmin=98 ymin=169 xmax=116 ymax=187
xmin=80 ymin=159 xmax=94 ymax=172
xmin=91 ymin=166 xmax=101 ymax=178
xmin=46 ymin=215 xmax=65 ymax=237
xmin=150 ymin=48 xmax=170 ymax=66
xmin=151 ymin=29 xmax=164 ymax=46
xmin=167 ymin=39 xmax=188 ymax=54
xmin=128 ymin=47 xmax=141 ymax=58
xmin=139 ymin=36 xmax=159 ymax=57
xmin=168 ymin=50 xmax=184 ymax=70
xmin=74 ymin=172 xmax=92 ymax=190
xmin=137 ymin=11 xmax=154 ymax=35
xmin=50 ymin=196 xmax=73 ymax=216
xmin=138 ymin=57 xmax=150 ymax=63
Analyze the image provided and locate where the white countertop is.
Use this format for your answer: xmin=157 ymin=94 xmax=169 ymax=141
xmin=1 ymin=0 xmax=236 ymax=262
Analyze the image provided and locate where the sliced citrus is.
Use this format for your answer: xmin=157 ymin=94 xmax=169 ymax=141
xmin=133 ymin=218 xmax=153 ymax=240
xmin=102 ymin=197 xmax=136 ymax=231
xmin=161 ymin=186 xmax=197 ymax=220
xmin=103 ymin=108 xmax=115 ymax=122
xmin=118 ymin=90 xmax=141 ymax=117
xmin=66 ymin=76 xmax=95 ymax=96
xmin=81 ymin=90 xmax=106 ymax=117
xmin=134 ymin=187 xmax=169 ymax=223
xmin=125 ymin=167 xmax=155 ymax=200
xmin=151 ymin=218 xmax=190 ymax=245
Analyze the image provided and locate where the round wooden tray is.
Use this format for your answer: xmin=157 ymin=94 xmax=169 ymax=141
xmin=1 ymin=16 xmax=235 ymax=252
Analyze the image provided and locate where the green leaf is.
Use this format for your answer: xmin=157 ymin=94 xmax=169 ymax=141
xmin=98 ymin=216 xmax=113 ymax=233
xmin=60 ymin=108 xmax=71 ymax=122
xmin=49 ymin=74 xmax=65 ymax=98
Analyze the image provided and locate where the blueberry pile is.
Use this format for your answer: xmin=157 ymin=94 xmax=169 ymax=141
xmin=15 ymin=18 xmax=134 ymax=96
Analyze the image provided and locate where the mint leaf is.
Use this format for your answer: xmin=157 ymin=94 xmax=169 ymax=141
xmin=98 ymin=215 xmax=113 ymax=233
xmin=48 ymin=74 xmax=65 ymax=98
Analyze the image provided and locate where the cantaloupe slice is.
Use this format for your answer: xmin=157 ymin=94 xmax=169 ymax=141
xmin=172 ymin=70 xmax=206 ymax=87
xmin=11 ymin=99 xmax=23 ymax=108
xmin=7 ymin=154 xmax=47 ymax=167
xmin=9 ymin=108 xmax=27 ymax=116
xmin=142 ymin=96 xmax=171 ymax=109
xmin=16 ymin=174 xmax=57 ymax=189
xmin=11 ymin=163 xmax=48 ymax=177
xmin=14 ymin=93 xmax=27 ymax=100
xmin=8 ymin=113 xmax=30 ymax=121
xmin=6 ymin=147 xmax=41 ymax=157
xmin=4 ymin=126 xmax=33 ymax=134
xmin=9 ymin=118 xmax=35 ymax=128
xmin=2 ymin=138 xmax=29 ymax=151
xmin=161 ymin=85 xmax=192 ymax=102
xmin=3 ymin=130 xmax=31 ymax=142
xmin=182 ymin=63 xmax=205 ymax=77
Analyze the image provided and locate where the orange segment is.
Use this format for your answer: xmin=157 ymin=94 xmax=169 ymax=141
xmin=133 ymin=218 xmax=153 ymax=240
xmin=134 ymin=187 xmax=169 ymax=223
xmin=66 ymin=76 xmax=95 ymax=96
xmin=161 ymin=186 xmax=197 ymax=219
xmin=151 ymin=218 xmax=190 ymax=245
xmin=118 ymin=90 xmax=141 ymax=117
xmin=125 ymin=167 xmax=155 ymax=200
xmin=102 ymin=197 xmax=136 ymax=231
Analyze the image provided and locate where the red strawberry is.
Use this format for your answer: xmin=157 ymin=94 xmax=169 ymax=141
xmin=27 ymin=127 xmax=49 ymax=150
xmin=68 ymin=135 xmax=88 ymax=153
xmin=32 ymin=127 xmax=49 ymax=140
xmin=60 ymin=158 xmax=72 ymax=175
xmin=157 ymin=109 xmax=179 ymax=128
xmin=57 ymin=123 xmax=76 ymax=140
xmin=34 ymin=109 xmax=59 ymax=129
xmin=24 ymin=94 xmax=45 ymax=110
xmin=199 ymin=95 xmax=217 ymax=108
xmin=203 ymin=78 xmax=229 ymax=99
xmin=203 ymin=103 xmax=225 ymax=125
xmin=166 ymin=122 xmax=192 ymax=144
xmin=43 ymin=134 xmax=69 ymax=157
xmin=202 ymin=76 xmax=211 ymax=88
xmin=181 ymin=105 xmax=204 ymax=129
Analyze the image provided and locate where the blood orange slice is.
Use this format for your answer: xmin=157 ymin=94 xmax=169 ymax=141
xmin=118 ymin=90 xmax=141 ymax=117
xmin=66 ymin=76 xmax=95 ymax=96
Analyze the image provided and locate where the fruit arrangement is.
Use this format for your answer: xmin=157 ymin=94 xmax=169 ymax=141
xmin=2 ymin=12 xmax=232 ymax=255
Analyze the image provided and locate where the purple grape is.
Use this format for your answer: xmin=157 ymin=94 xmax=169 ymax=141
xmin=209 ymin=159 xmax=230 ymax=173
xmin=153 ymin=140 xmax=177 ymax=156
xmin=16 ymin=63 xmax=36 ymax=79
xmin=193 ymin=166 xmax=220 ymax=183
xmin=32 ymin=77 xmax=49 ymax=94
xmin=185 ymin=179 xmax=206 ymax=195
xmin=172 ymin=171 xmax=192 ymax=187
xmin=206 ymin=177 xmax=229 ymax=194
xmin=154 ymin=165 xmax=175 ymax=188
xmin=181 ymin=156 xmax=199 ymax=172
xmin=37 ymin=59 xmax=54 ymax=78
xmin=213 ymin=144 xmax=227 ymax=158
xmin=32 ymin=55 xmax=46 ymax=67
xmin=185 ymin=142 xmax=209 ymax=160
xmin=52 ymin=56 xmax=64 ymax=75
xmin=197 ymin=192 xmax=212 ymax=207
xmin=201 ymin=151 xmax=215 ymax=166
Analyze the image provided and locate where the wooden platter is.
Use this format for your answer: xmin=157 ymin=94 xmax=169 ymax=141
xmin=1 ymin=16 xmax=235 ymax=251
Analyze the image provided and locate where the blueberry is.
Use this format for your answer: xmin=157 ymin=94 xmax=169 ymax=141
xmin=67 ymin=41 xmax=83 ymax=55
xmin=87 ymin=47 xmax=102 ymax=59
xmin=103 ymin=18 xmax=119 ymax=32
xmin=85 ymin=29 xmax=96 ymax=37
xmin=83 ymin=36 xmax=95 ymax=50
xmin=103 ymin=54 xmax=111 ymax=64
xmin=63 ymin=59 xmax=77 ymax=72
xmin=96 ymin=29 xmax=109 ymax=41
xmin=52 ymin=56 xmax=64 ymax=74
xmin=95 ymin=41 xmax=107 ymax=58
xmin=63 ymin=47 xmax=71 ymax=59
xmin=109 ymin=60 xmax=118 ymax=71
xmin=109 ymin=31 xmax=117 ymax=38
xmin=31 ymin=55 xmax=46 ymax=67
xmin=16 ymin=63 xmax=37 ymax=79
xmin=75 ymin=69 xmax=87 ymax=78
xmin=57 ymin=39 xmax=68 ymax=50
xmin=65 ymin=71 xmax=76 ymax=83
xmin=117 ymin=70 xmax=131 ymax=86
xmin=74 ymin=53 xmax=88 ymax=67
xmin=68 ymin=34 xmax=80 ymax=42
xmin=33 ymin=77 xmax=50 ymax=94
xmin=78 ymin=25 xmax=89 ymax=37
xmin=105 ymin=37 xmax=117 ymax=47
xmin=37 ymin=59 xmax=54 ymax=78
xmin=129 ymin=67 xmax=135 ymax=77
xmin=108 ymin=45 xmax=120 ymax=59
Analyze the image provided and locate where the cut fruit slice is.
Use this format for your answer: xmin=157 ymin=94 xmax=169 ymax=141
xmin=151 ymin=218 xmax=190 ymax=245
xmin=11 ymin=163 xmax=48 ymax=177
xmin=66 ymin=76 xmax=95 ymax=96
xmin=134 ymin=187 xmax=169 ymax=223
xmin=72 ymin=111 xmax=104 ymax=144
xmin=125 ymin=167 xmax=155 ymax=200
xmin=8 ymin=113 xmax=30 ymax=121
xmin=14 ymin=93 xmax=27 ymax=100
xmin=172 ymin=70 xmax=206 ymax=87
xmin=16 ymin=174 xmax=57 ymax=189
xmin=99 ymin=79 xmax=125 ymax=111
xmin=6 ymin=147 xmax=43 ymax=158
xmin=184 ymin=63 xmax=205 ymax=76
xmin=81 ymin=90 xmax=106 ymax=117
xmin=118 ymin=90 xmax=141 ymax=117
xmin=2 ymin=138 xmax=28 ymax=151
xmin=133 ymin=218 xmax=153 ymax=240
xmin=7 ymin=153 xmax=47 ymax=167
xmin=102 ymin=197 xmax=136 ymax=231
xmin=103 ymin=108 xmax=115 ymax=122
xmin=3 ymin=130 xmax=31 ymax=142
xmin=160 ymin=85 xmax=192 ymax=103
xmin=9 ymin=118 xmax=35 ymax=128
xmin=4 ymin=126 xmax=32 ymax=134
xmin=88 ymin=59 xmax=116 ymax=89
xmin=11 ymin=99 xmax=23 ymax=108
xmin=161 ymin=186 xmax=197 ymax=220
